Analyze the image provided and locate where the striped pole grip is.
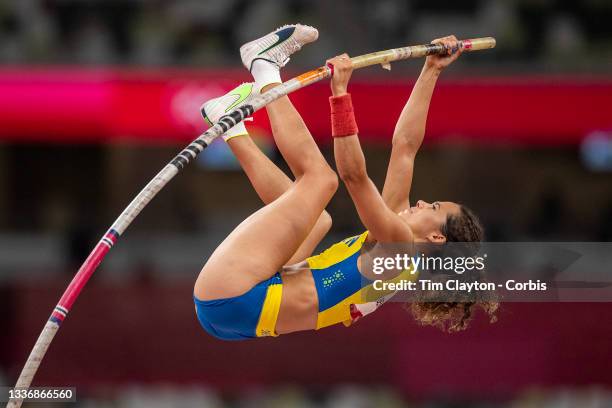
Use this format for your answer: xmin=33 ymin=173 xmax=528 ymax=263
xmin=7 ymin=36 xmax=495 ymax=408
xmin=349 ymin=37 xmax=496 ymax=70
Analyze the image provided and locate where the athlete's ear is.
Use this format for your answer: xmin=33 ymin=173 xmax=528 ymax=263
xmin=426 ymin=231 xmax=446 ymax=244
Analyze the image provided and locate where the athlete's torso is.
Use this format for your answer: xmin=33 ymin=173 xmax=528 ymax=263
xmin=276 ymin=231 xmax=416 ymax=334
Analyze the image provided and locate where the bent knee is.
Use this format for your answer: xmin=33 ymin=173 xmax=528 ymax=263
xmin=313 ymin=168 xmax=339 ymax=196
xmin=316 ymin=211 xmax=333 ymax=235
xmin=299 ymin=167 xmax=338 ymax=198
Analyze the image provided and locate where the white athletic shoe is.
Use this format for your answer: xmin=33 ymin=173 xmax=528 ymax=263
xmin=201 ymin=82 xmax=256 ymax=141
xmin=240 ymin=24 xmax=319 ymax=71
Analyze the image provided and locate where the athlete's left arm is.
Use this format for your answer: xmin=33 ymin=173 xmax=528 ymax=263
xmin=381 ymin=35 xmax=463 ymax=212
xmin=328 ymin=54 xmax=413 ymax=243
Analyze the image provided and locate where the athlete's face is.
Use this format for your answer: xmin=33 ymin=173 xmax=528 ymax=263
xmin=399 ymin=200 xmax=461 ymax=243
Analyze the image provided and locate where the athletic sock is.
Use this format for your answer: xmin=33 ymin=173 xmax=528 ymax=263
xmin=251 ymin=60 xmax=282 ymax=93
xmin=222 ymin=121 xmax=249 ymax=142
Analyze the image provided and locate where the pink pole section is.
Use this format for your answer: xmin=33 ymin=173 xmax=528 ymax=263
xmin=57 ymin=231 xmax=117 ymax=311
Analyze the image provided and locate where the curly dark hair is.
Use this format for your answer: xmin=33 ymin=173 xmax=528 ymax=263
xmin=409 ymin=205 xmax=498 ymax=333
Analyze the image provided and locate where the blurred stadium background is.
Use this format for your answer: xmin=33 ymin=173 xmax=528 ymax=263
xmin=1 ymin=1 xmax=612 ymax=407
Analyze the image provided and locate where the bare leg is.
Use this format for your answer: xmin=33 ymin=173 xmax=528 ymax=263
xmin=227 ymin=135 xmax=292 ymax=204
xmin=227 ymin=136 xmax=331 ymax=264
xmin=246 ymin=83 xmax=335 ymax=263
xmin=195 ymin=24 xmax=337 ymax=299
xmin=261 ymin=83 xmax=329 ymax=180
xmin=195 ymin=148 xmax=337 ymax=300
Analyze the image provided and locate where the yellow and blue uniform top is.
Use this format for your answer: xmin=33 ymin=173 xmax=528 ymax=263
xmin=307 ymin=231 xmax=417 ymax=330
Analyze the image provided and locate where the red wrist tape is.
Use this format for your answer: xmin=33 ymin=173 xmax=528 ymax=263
xmin=329 ymin=94 xmax=358 ymax=137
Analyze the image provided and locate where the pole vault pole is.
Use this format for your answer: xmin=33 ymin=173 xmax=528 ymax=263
xmin=7 ymin=37 xmax=495 ymax=408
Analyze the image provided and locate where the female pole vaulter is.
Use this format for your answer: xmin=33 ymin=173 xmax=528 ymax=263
xmin=193 ymin=24 xmax=497 ymax=341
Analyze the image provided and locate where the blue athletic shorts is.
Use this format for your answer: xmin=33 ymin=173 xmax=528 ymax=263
xmin=193 ymin=272 xmax=283 ymax=341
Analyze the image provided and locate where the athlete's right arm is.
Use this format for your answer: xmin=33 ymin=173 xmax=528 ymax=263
xmin=328 ymin=55 xmax=413 ymax=243
xmin=334 ymin=135 xmax=413 ymax=243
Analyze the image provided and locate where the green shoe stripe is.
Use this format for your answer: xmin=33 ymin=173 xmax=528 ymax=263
xmin=225 ymin=83 xmax=253 ymax=113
